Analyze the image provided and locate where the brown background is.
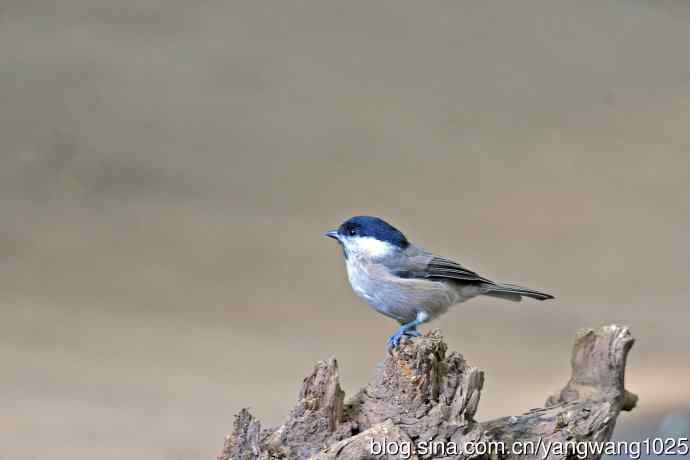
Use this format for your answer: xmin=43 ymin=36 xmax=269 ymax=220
xmin=1 ymin=2 xmax=689 ymax=459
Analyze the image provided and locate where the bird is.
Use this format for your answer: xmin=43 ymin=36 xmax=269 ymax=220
xmin=325 ymin=216 xmax=554 ymax=348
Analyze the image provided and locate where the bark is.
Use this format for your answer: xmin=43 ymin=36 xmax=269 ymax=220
xmin=218 ymin=325 xmax=636 ymax=460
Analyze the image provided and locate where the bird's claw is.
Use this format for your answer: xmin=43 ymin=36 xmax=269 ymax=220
xmin=387 ymin=332 xmax=403 ymax=349
xmin=387 ymin=328 xmax=421 ymax=348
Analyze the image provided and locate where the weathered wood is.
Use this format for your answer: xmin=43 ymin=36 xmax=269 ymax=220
xmin=218 ymin=325 xmax=636 ymax=460
xmin=218 ymin=409 xmax=263 ymax=460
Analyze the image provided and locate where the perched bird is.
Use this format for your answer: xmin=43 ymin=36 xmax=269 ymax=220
xmin=325 ymin=216 xmax=554 ymax=348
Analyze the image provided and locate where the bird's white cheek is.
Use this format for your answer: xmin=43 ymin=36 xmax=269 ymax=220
xmin=348 ymin=237 xmax=395 ymax=259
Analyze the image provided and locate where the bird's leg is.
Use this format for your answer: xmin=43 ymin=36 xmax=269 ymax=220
xmin=404 ymin=327 xmax=422 ymax=337
xmin=387 ymin=311 xmax=430 ymax=348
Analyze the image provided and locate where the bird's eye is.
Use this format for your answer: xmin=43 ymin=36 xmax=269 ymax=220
xmin=348 ymin=227 xmax=357 ymax=236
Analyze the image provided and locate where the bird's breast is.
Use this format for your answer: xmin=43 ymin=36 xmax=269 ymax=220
xmin=345 ymin=258 xmax=460 ymax=323
xmin=345 ymin=259 xmax=378 ymax=303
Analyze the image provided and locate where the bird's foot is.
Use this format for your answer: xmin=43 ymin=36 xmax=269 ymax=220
xmin=387 ymin=330 xmax=404 ymax=349
xmin=387 ymin=327 xmax=421 ymax=348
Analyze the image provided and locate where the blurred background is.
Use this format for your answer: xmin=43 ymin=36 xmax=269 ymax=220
xmin=1 ymin=1 xmax=689 ymax=459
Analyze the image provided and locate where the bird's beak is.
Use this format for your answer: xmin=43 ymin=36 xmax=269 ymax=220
xmin=325 ymin=230 xmax=339 ymax=240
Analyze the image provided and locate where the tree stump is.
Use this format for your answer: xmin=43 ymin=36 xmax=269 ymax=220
xmin=218 ymin=325 xmax=636 ymax=460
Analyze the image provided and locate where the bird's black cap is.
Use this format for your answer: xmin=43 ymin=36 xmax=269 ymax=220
xmin=337 ymin=216 xmax=409 ymax=249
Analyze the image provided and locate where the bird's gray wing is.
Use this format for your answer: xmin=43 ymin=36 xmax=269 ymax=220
xmin=384 ymin=245 xmax=553 ymax=302
xmin=422 ymin=256 xmax=495 ymax=283
xmin=392 ymin=246 xmax=495 ymax=284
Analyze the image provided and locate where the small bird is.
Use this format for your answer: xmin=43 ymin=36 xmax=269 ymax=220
xmin=325 ymin=216 xmax=554 ymax=348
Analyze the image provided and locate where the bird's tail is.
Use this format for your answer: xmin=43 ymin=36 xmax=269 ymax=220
xmin=483 ymin=282 xmax=554 ymax=302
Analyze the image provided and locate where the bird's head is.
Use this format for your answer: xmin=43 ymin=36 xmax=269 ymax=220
xmin=325 ymin=216 xmax=409 ymax=260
